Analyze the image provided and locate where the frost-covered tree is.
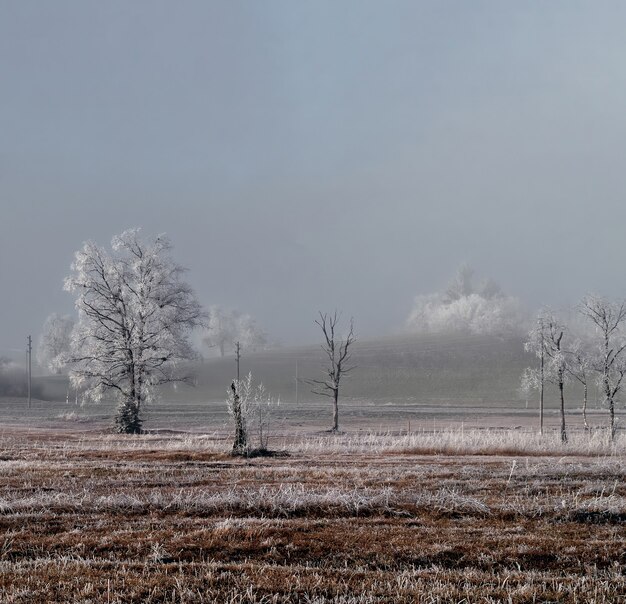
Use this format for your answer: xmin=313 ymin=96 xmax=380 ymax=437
xmin=37 ymin=313 xmax=82 ymax=404
xmin=308 ymin=312 xmax=356 ymax=433
xmin=37 ymin=313 xmax=75 ymax=375
xmin=566 ymin=339 xmax=592 ymax=430
xmin=523 ymin=312 xmax=550 ymax=435
xmin=541 ymin=312 xmax=569 ymax=443
xmin=579 ymin=295 xmax=626 ymax=440
xmin=407 ymin=265 xmax=525 ymax=336
xmin=520 ymin=366 xmax=541 ymax=407
xmin=64 ymin=229 xmax=205 ymax=433
xmin=203 ymin=306 xmax=235 ymax=357
xmin=235 ymin=313 xmax=267 ymax=352
xmin=202 ymin=306 xmax=266 ymax=357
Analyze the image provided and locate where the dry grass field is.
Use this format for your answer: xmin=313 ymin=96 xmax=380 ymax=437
xmin=2 ymin=333 xmax=623 ymax=601
xmin=0 ymin=427 xmax=624 ymax=603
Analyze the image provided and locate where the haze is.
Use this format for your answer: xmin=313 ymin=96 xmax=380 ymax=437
xmin=2 ymin=1 xmax=626 ymax=352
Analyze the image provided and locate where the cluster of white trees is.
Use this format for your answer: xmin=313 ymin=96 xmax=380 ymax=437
xmin=522 ymin=295 xmax=626 ymax=442
xmin=202 ymin=306 xmax=266 ymax=357
xmin=406 ymin=265 xmax=525 ymax=336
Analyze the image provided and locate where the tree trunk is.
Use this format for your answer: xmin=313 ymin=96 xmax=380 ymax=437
xmin=604 ymin=337 xmax=614 ymax=442
xmin=539 ymin=350 xmax=543 ymax=434
xmin=603 ymin=369 xmax=615 ymax=442
xmin=559 ymin=379 xmax=567 ymax=443
xmin=231 ymin=382 xmax=247 ymax=455
xmin=332 ymin=388 xmax=339 ymax=432
xmin=609 ymin=397 xmax=616 ymax=442
xmin=582 ymin=382 xmax=589 ymax=431
xmin=115 ymin=360 xmax=142 ymax=433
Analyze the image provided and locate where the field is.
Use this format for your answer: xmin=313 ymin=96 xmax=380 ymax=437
xmin=0 ymin=428 xmax=624 ymax=603
xmin=2 ymin=333 xmax=624 ymax=602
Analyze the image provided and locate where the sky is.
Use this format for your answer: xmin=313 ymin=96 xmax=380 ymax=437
xmin=2 ymin=1 xmax=626 ymax=353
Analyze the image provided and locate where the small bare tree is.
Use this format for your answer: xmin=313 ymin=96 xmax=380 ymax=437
xmin=579 ymin=295 xmax=626 ymax=441
xmin=309 ymin=312 xmax=356 ymax=432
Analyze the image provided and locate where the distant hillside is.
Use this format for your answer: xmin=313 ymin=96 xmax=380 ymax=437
xmin=35 ymin=332 xmax=578 ymax=408
xmin=182 ymin=332 xmax=534 ymax=406
xmin=20 ymin=332 xmax=602 ymax=432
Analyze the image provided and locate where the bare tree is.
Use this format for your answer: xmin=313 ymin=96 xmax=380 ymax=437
xmin=309 ymin=312 xmax=356 ymax=432
xmin=64 ymin=229 xmax=205 ymax=433
xmin=579 ymin=295 xmax=626 ymax=441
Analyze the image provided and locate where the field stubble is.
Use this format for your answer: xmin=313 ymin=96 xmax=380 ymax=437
xmin=0 ymin=428 xmax=624 ymax=603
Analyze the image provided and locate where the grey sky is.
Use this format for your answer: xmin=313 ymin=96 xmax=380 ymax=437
xmin=2 ymin=1 xmax=626 ymax=351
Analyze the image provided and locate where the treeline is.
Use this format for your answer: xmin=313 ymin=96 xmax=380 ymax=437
xmin=522 ymin=295 xmax=626 ymax=442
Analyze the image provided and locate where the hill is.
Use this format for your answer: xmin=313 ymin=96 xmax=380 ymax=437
xmin=19 ymin=332 xmax=598 ymax=432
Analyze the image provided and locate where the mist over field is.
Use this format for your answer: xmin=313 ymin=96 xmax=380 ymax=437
xmin=3 ymin=1 xmax=626 ymax=356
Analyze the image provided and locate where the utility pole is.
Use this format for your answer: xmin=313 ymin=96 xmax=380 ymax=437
xmin=27 ymin=335 xmax=32 ymax=410
xmin=235 ymin=341 xmax=241 ymax=383
xmin=295 ymin=359 xmax=299 ymax=405
xmin=539 ymin=317 xmax=546 ymax=434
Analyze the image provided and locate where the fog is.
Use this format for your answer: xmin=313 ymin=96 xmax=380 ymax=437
xmin=2 ymin=1 xmax=626 ymax=354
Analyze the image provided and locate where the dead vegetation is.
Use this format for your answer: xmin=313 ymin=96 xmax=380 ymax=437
xmin=0 ymin=430 xmax=624 ymax=602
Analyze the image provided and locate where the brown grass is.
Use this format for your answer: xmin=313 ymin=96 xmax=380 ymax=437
xmin=0 ymin=430 xmax=624 ymax=602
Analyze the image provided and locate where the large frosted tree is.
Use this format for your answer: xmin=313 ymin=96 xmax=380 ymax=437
xmin=64 ymin=229 xmax=205 ymax=433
